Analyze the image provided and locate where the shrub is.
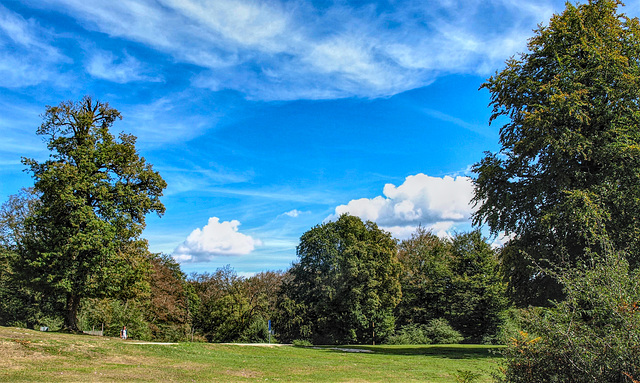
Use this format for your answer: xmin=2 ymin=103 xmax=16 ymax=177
xmin=237 ymin=317 xmax=272 ymax=343
xmin=385 ymin=324 xmax=431 ymax=345
xmin=497 ymin=253 xmax=640 ymax=382
xmin=292 ymin=339 xmax=313 ymax=347
xmin=425 ymin=318 xmax=463 ymax=344
xmin=485 ymin=308 xmax=525 ymax=345
xmin=454 ymin=369 xmax=482 ymax=383
xmin=386 ymin=319 xmax=463 ymax=345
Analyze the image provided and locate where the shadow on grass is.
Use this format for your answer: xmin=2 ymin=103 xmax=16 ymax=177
xmin=310 ymin=344 xmax=503 ymax=359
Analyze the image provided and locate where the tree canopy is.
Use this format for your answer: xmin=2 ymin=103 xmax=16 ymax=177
xmin=472 ymin=0 xmax=640 ymax=305
xmin=17 ymin=96 xmax=167 ymax=330
xmin=396 ymin=228 xmax=507 ymax=342
xmin=277 ymin=214 xmax=401 ymax=345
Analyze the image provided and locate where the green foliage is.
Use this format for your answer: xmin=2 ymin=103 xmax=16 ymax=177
xmin=454 ymin=369 xmax=482 ymax=383
xmin=489 ymin=308 xmax=526 ymax=346
xmin=396 ymin=229 xmax=507 ymax=343
xmin=396 ymin=227 xmax=452 ymax=325
xmin=190 ymin=266 xmax=283 ymax=343
xmin=382 ymin=318 xmax=463 ymax=346
xmin=447 ymin=232 xmax=508 ymax=343
xmin=0 ymin=189 xmax=60 ymax=328
xmin=78 ymin=297 xmax=152 ymax=340
xmin=292 ymin=339 xmax=313 ymax=347
xmin=425 ymin=318 xmax=463 ymax=344
xmin=472 ymin=0 xmax=640 ymax=306
xmin=497 ymin=252 xmax=640 ymax=382
xmin=277 ymin=214 xmax=402 ymax=345
xmin=15 ymin=96 xmax=166 ymax=330
xmin=385 ymin=323 xmax=432 ymax=345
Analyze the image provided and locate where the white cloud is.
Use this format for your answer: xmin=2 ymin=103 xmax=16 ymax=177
xmin=118 ymin=94 xmax=214 ymax=146
xmin=491 ymin=232 xmax=515 ymax=248
xmin=173 ymin=217 xmax=262 ymax=262
xmin=329 ymin=173 xmax=476 ymax=237
xmin=35 ymin=0 xmax=565 ymax=100
xmin=282 ymin=209 xmax=309 ymax=218
xmin=86 ymin=50 xmax=162 ymax=83
xmin=0 ymin=4 xmax=70 ymax=88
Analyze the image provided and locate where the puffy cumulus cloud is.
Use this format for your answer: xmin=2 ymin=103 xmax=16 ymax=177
xmin=35 ymin=0 xmax=563 ymax=100
xmin=173 ymin=217 xmax=262 ymax=262
xmin=330 ymin=174 xmax=476 ymax=238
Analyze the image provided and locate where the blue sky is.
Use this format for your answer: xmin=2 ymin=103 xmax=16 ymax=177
xmin=3 ymin=0 xmax=634 ymax=276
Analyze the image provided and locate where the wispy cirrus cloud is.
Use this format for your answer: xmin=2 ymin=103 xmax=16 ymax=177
xmin=0 ymin=4 xmax=71 ymax=88
xmin=86 ymin=50 xmax=163 ymax=84
xmin=31 ymin=0 xmax=562 ymax=100
xmin=117 ymin=93 xmax=215 ymax=146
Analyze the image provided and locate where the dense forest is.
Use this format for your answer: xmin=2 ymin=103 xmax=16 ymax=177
xmin=2 ymin=0 xmax=640 ymax=381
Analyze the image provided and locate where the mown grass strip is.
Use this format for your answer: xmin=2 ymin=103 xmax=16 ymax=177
xmin=0 ymin=326 xmax=502 ymax=382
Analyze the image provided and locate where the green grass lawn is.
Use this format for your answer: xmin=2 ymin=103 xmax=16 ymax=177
xmin=0 ymin=326 xmax=502 ymax=382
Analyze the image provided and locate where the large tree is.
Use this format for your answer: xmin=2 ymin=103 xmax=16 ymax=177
xmin=395 ymin=227 xmax=451 ymax=326
xmin=18 ymin=96 xmax=166 ymax=330
xmin=472 ymin=0 xmax=640 ymax=305
xmin=396 ymin=228 xmax=507 ymax=342
xmin=277 ymin=214 xmax=401 ymax=345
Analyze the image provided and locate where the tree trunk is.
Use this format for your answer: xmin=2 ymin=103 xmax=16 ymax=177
xmin=372 ymin=321 xmax=375 ymax=346
xmin=64 ymin=293 xmax=81 ymax=331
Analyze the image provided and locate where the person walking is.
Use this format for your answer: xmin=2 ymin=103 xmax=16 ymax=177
xmin=120 ymin=326 xmax=127 ymax=340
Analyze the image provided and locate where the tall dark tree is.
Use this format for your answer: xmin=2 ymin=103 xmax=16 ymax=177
xmin=472 ymin=0 xmax=640 ymax=305
xmin=447 ymin=231 xmax=507 ymax=342
xmin=396 ymin=228 xmax=507 ymax=342
xmin=277 ymin=214 xmax=401 ymax=345
xmin=395 ymin=227 xmax=451 ymax=326
xmin=18 ymin=96 xmax=166 ymax=330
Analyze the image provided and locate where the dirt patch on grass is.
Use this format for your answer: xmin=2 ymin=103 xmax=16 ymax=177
xmin=224 ymin=368 xmax=264 ymax=379
xmin=0 ymin=339 xmax=55 ymax=359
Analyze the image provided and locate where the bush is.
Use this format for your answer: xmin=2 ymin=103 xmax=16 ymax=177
xmin=497 ymin=253 xmax=640 ymax=382
xmin=484 ymin=308 xmax=525 ymax=345
xmin=385 ymin=324 xmax=431 ymax=345
xmin=237 ymin=317 xmax=273 ymax=343
xmin=386 ymin=319 xmax=463 ymax=345
xmin=425 ymin=318 xmax=463 ymax=344
xmin=292 ymin=339 xmax=313 ymax=347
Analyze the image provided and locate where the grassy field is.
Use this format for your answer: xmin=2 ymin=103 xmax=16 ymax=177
xmin=0 ymin=326 xmax=503 ymax=382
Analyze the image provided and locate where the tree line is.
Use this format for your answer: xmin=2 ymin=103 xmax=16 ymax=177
xmin=1 ymin=185 xmax=507 ymax=345
xmin=0 ymin=96 xmax=507 ymax=345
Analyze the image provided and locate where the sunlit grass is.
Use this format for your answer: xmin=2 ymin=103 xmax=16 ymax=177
xmin=0 ymin=326 xmax=502 ymax=382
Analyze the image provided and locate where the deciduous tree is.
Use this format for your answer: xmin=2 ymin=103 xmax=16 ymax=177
xmin=277 ymin=214 xmax=401 ymax=345
xmin=396 ymin=228 xmax=507 ymax=342
xmin=18 ymin=96 xmax=166 ymax=330
xmin=472 ymin=0 xmax=640 ymax=305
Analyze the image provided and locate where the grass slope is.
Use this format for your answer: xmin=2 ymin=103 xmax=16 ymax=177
xmin=0 ymin=326 xmax=502 ymax=382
